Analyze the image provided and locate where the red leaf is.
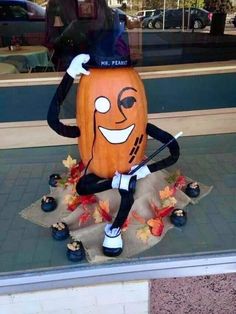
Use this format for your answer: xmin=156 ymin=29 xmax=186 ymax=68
xmin=80 ymin=195 xmax=97 ymax=205
xmin=100 ymin=208 xmax=112 ymax=222
xmin=78 ymin=161 xmax=85 ymax=172
xmin=121 ymin=218 xmax=131 ymax=230
xmin=158 ymin=206 xmax=174 ymax=218
xmin=175 ymin=175 xmax=187 ymax=189
xmin=78 ymin=212 xmax=91 ymax=226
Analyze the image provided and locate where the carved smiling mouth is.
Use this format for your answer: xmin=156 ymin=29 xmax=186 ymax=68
xmin=98 ymin=124 xmax=135 ymax=144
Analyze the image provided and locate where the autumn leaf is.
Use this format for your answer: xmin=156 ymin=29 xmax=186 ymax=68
xmin=80 ymin=195 xmax=97 ymax=205
xmin=121 ymin=218 xmax=131 ymax=231
xmin=62 ymin=155 xmax=77 ymax=169
xmin=64 ymin=194 xmax=81 ymax=211
xmin=131 ymin=211 xmax=146 ymax=225
xmin=78 ymin=212 xmax=91 ymax=226
xmin=150 ymin=202 xmax=162 ymax=217
xmin=159 ymin=186 xmax=175 ymax=200
xmin=92 ymin=200 xmax=112 ymax=223
xmin=175 ymin=175 xmax=186 ymax=189
xmin=161 ymin=197 xmax=177 ymax=209
xmin=99 ymin=200 xmax=109 ymax=212
xmin=147 ymin=218 xmax=164 ymax=236
xmin=166 ymin=170 xmax=181 ymax=184
xmin=158 ymin=206 xmax=174 ymax=218
xmin=136 ymin=225 xmax=151 ymax=243
xmin=93 ymin=206 xmax=103 ymax=224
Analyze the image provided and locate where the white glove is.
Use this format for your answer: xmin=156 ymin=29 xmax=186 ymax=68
xmin=67 ymin=54 xmax=90 ymax=78
xmin=129 ymin=164 xmax=151 ymax=180
xmin=111 ymin=171 xmax=133 ymax=191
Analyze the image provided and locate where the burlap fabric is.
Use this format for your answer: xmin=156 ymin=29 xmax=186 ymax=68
xmin=20 ymin=169 xmax=212 ymax=263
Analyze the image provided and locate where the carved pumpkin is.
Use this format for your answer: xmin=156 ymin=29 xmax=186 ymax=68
xmin=76 ymin=67 xmax=148 ymax=178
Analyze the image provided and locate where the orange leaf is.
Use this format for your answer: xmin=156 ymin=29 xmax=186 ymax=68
xmin=136 ymin=225 xmax=151 ymax=243
xmin=99 ymin=200 xmax=110 ymax=213
xmin=159 ymin=186 xmax=175 ymax=200
xmin=131 ymin=211 xmax=146 ymax=224
xmin=93 ymin=207 xmax=103 ymax=224
xmin=147 ymin=218 xmax=164 ymax=236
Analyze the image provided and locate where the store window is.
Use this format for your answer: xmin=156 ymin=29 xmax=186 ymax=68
xmin=0 ymin=0 xmax=235 ymax=75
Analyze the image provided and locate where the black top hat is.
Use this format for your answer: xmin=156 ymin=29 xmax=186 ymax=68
xmin=87 ymin=11 xmax=131 ymax=68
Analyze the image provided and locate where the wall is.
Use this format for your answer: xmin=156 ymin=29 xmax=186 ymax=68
xmin=0 ymin=280 xmax=149 ymax=314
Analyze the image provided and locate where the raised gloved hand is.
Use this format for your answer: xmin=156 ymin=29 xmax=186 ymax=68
xmin=112 ymin=171 xmax=134 ymax=191
xmin=129 ymin=164 xmax=151 ymax=180
xmin=67 ymin=54 xmax=90 ymax=78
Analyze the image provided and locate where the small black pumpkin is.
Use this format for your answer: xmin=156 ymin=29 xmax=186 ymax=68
xmin=48 ymin=173 xmax=61 ymax=187
xmin=51 ymin=222 xmax=69 ymax=240
xmin=170 ymin=209 xmax=187 ymax=227
xmin=66 ymin=241 xmax=85 ymax=262
xmin=185 ymin=182 xmax=200 ymax=198
xmin=41 ymin=196 xmax=57 ymax=212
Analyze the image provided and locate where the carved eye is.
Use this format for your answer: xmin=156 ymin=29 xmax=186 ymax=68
xmin=95 ymin=96 xmax=111 ymax=113
xmin=119 ymin=96 xmax=136 ymax=109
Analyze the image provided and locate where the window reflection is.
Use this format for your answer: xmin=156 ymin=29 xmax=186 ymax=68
xmin=0 ymin=0 xmax=235 ymax=75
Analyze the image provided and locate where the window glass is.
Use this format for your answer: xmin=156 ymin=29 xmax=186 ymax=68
xmin=0 ymin=4 xmax=10 ymax=20
xmin=0 ymin=0 xmax=235 ymax=75
xmin=27 ymin=2 xmax=45 ymax=20
xmin=9 ymin=4 xmax=28 ymax=19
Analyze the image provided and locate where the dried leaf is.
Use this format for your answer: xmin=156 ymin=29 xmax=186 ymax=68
xmin=161 ymin=197 xmax=177 ymax=209
xmin=131 ymin=211 xmax=146 ymax=225
xmin=159 ymin=186 xmax=175 ymax=200
xmin=175 ymin=175 xmax=186 ymax=189
xmin=165 ymin=170 xmax=181 ymax=184
xmin=158 ymin=206 xmax=174 ymax=218
xmin=93 ymin=206 xmax=103 ymax=224
xmin=150 ymin=202 xmax=162 ymax=217
xmin=62 ymin=155 xmax=77 ymax=169
xmin=99 ymin=200 xmax=109 ymax=212
xmin=80 ymin=195 xmax=97 ymax=205
xmin=147 ymin=218 xmax=164 ymax=236
xmin=121 ymin=218 xmax=131 ymax=231
xmin=136 ymin=225 xmax=151 ymax=243
xmin=78 ymin=212 xmax=91 ymax=226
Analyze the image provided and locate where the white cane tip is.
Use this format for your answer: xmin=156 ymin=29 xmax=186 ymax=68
xmin=174 ymin=131 xmax=183 ymax=139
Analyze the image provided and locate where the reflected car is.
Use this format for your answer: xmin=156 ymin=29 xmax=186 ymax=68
xmin=233 ymin=15 xmax=236 ymax=27
xmin=136 ymin=9 xmax=156 ymax=22
xmin=142 ymin=9 xmax=163 ymax=29
xmin=151 ymin=8 xmax=211 ymax=30
xmin=113 ymin=8 xmax=140 ymax=29
xmin=0 ymin=0 xmax=45 ymax=45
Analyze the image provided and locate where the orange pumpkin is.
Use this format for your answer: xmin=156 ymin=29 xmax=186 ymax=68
xmin=76 ymin=67 xmax=148 ymax=178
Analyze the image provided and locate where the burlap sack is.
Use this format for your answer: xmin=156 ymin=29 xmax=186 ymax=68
xmin=20 ymin=169 xmax=212 ymax=263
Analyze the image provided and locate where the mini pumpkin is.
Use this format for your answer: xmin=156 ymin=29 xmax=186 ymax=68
xmin=77 ymin=67 xmax=148 ymax=178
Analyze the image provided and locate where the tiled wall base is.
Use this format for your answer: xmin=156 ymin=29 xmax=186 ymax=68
xmin=0 ymin=280 xmax=149 ymax=314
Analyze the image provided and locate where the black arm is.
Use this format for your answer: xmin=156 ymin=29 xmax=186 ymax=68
xmin=47 ymin=72 xmax=80 ymax=138
xmin=146 ymin=123 xmax=180 ymax=173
